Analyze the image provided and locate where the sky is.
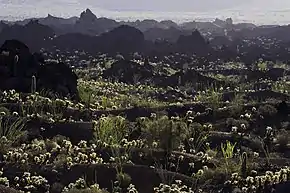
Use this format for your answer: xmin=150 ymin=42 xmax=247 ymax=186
xmin=1 ymin=0 xmax=290 ymax=24
xmin=81 ymin=0 xmax=250 ymax=12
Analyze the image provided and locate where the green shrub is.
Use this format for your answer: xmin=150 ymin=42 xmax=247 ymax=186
xmin=0 ymin=107 xmax=10 ymax=116
xmin=257 ymin=104 xmax=277 ymax=118
xmin=0 ymin=185 xmax=20 ymax=193
xmin=139 ymin=115 xmax=188 ymax=150
xmin=66 ymin=188 xmax=108 ymax=193
xmin=276 ymin=129 xmax=290 ymax=150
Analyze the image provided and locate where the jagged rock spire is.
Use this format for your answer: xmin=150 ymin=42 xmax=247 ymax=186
xmin=79 ymin=8 xmax=97 ymax=22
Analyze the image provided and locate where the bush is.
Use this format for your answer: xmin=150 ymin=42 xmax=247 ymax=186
xmin=0 ymin=185 xmax=19 ymax=193
xmin=226 ymin=118 xmax=249 ymax=132
xmin=257 ymin=104 xmax=277 ymax=118
xmin=66 ymin=188 xmax=108 ymax=193
xmin=139 ymin=115 xmax=189 ymax=150
xmin=0 ymin=107 xmax=10 ymax=116
xmin=276 ymin=129 xmax=290 ymax=150
xmin=50 ymin=182 xmax=64 ymax=193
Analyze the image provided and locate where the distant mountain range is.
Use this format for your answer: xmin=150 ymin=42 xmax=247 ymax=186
xmin=2 ymin=1 xmax=290 ymax=25
xmin=1 ymin=8 xmax=290 ymax=63
xmin=0 ymin=8 xmax=258 ymax=40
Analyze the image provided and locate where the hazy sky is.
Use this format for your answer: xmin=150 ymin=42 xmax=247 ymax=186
xmin=1 ymin=0 xmax=290 ymax=24
xmin=81 ymin=0 xmax=250 ymax=12
xmin=1 ymin=0 xmax=289 ymax=13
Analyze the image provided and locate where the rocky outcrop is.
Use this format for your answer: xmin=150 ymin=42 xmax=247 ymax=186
xmin=210 ymin=35 xmax=232 ymax=47
xmin=79 ymin=8 xmax=97 ymax=23
xmin=0 ymin=21 xmax=8 ymax=33
xmin=0 ymin=20 xmax=54 ymax=52
xmin=37 ymin=61 xmax=79 ymax=100
xmin=0 ymin=40 xmax=79 ymax=100
xmin=74 ymin=8 xmax=119 ymax=35
xmin=102 ymin=59 xmax=226 ymax=89
xmin=48 ymin=25 xmax=145 ymax=54
xmin=41 ymin=14 xmax=78 ymax=26
xmin=144 ymin=27 xmax=191 ymax=42
xmin=168 ymin=69 xmax=227 ymax=88
xmin=102 ymin=59 xmax=153 ymax=84
xmin=38 ymin=14 xmax=78 ymax=35
xmin=96 ymin=25 xmax=145 ymax=54
xmin=51 ymin=33 xmax=96 ymax=52
xmin=175 ymin=30 xmax=211 ymax=56
xmin=123 ymin=19 xmax=164 ymax=32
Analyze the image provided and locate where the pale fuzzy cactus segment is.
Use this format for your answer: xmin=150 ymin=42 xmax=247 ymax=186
xmin=31 ymin=75 xmax=37 ymax=94
xmin=241 ymin=152 xmax=248 ymax=178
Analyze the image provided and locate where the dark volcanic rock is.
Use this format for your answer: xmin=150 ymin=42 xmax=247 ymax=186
xmin=102 ymin=59 xmax=153 ymax=84
xmin=74 ymin=8 xmax=119 ymax=35
xmin=144 ymin=27 xmax=191 ymax=42
xmin=37 ymin=61 xmax=79 ymax=100
xmin=0 ymin=40 xmax=79 ymax=100
xmin=0 ymin=185 xmax=20 ymax=193
xmin=79 ymin=8 xmax=97 ymax=23
xmin=0 ymin=39 xmax=35 ymax=78
xmin=52 ymin=33 xmax=96 ymax=51
xmin=96 ymin=25 xmax=145 ymax=54
xmin=0 ymin=21 xmax=8 ymax=33
xmin=0 ymin=20 xmax=54 ymax=52
xmin=266 ymin=68 xmax=286 ymax=81
xmin=50 ymin=25 xmax=145 ymax=55
xmin=163 ymin=69 xmax=226 ymax=88
xmin=175 ymin=30 xmax=211 ymax=56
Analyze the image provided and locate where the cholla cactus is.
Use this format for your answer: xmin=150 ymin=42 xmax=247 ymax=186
xmin=13 ymin=55 xmax=19 ymax=76
xmin=178 ymin=75 xmax=182 ymax=85
xmin=241 ymin=152 xmax=248 ymax=178
xmin=31 ymin=75 xmax=37 ymax=94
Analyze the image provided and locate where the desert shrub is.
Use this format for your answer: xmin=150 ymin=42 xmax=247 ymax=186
xmin=0 ymin=117 xmax=27 ymax=145
xmin=228 ymin=106 xmax=243 ymax=117
xmin=52 ymin=135 xmax=70 ymax=145
xmin=226 ymin=118 xmax=249 ymax=132
xmin=93 ymin=115 xmax=129 ymax=145
xmin=185 ymin=122 xmax=208 ymax=152
xmin=115 ymin=172 xmax=132 ymax=189
xmin=50 ymin=182 xmax=65 ymax=193
xmin=0 ymin=185 xmax=19 ymax=193
xmin=63 ymin=178 xmax=108 ymax=193
xmin=197 ymin=168 xmax=228 ymax=189
xmin=139 ymin=115 xmax=189 ymax=150
xmin=229 ymin=93 xmax=246 ymax=116
xmin=78 ymin=85 xmax=93 ymax=106
xmin=66 ymin=188 xmax=108 ymax=193
xmin=189 ymin=122 xmax=204 ymax=132
xmin=0 ymin=107 xmax=10 ymax=116
xmin=257 ymin=104 xmax=277 ymax=118
xmin=276 ymin=129 xmax=290 ymax=150
xmin=196 ymin=88 xmax=222 ymax=110
xmin=255 ymin=105 xmax=278 ymax=135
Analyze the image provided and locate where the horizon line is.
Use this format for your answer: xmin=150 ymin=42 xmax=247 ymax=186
xmin=0 ymin=8 xmax=289 ymax=26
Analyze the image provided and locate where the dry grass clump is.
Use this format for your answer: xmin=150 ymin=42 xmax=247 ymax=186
xmin=0 ymin=185 xmax=20 ymax=193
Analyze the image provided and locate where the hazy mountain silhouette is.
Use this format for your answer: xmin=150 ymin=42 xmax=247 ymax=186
xmin=1 ymin=8 xmax=290 ymax=62
xmin=0 ymin=20 xmax=55 ymax=51
xmin=0 ymin=8 xmax=258 ymax=38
